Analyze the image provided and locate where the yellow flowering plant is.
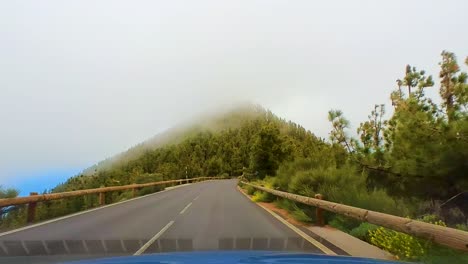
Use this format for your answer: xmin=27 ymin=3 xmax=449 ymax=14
xmin=368 ymin=215 xmax=447 ymax=261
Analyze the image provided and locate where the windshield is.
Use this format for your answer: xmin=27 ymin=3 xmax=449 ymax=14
xmin=1 ymin=1 xmax=467 ymax=264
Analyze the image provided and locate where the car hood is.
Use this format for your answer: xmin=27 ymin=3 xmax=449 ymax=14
xmin=65 ymin=251 xmax=401 ymax=264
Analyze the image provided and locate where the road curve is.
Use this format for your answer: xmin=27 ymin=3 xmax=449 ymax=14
xmin=0 ymin=179 xmax=326 ymax=263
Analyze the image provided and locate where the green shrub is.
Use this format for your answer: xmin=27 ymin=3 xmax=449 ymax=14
xmin=275 ymin=198 xmax=313 ymax=222
xmin=273 ymin=157 xmax=336 ymax=190
xmin=349 ymin=222 xmax=378 ymax=241
xmin=455 ymin=223 xmax=468 ymax=231
xmin=251 ymin=191 xmax=273 ymax=202
xmin=291 ymin=207 xmax=312 ymax=222
xmin=275 ymin=197 xmax=292 ymax=209
xmin=368 ymin=215 xmax=454 ymax=262
xmin=282 ymin=163 xmax=409 ymax=218
xmin=245 ymin=185 xmax=256 ymax=195
xmin=419 ymin=214 xmax=446 ymax=226
xmin=288 ymin=170 xmax=322 ymax=197
xmin=273 ymin=160 xmax=412 ymax=231
xmin=328 ymin=215 xmax=362 ymax=232
xmin=246 ymin=178 xmax=276 ymax=202
xmin=117 ymin=190 xmax=133 ymax=201
xmin=369 ymin=227 xmax=425 ymax=261
xmin=256 ymin=177 xmax=275 ymax=189
xmin=138 ymin=186 xmax=159 ymax=196
xmin=420 ymin=244 xmax=468 ymax=264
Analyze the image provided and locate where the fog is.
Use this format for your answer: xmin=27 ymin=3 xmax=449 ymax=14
xmin=1 ymin=1 xmax=467 ymax=190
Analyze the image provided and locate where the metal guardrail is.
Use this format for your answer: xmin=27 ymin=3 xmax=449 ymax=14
xmin=241 ymin=181 xmax=468 ymax=252
xmin=0 ymin=177 xmax=222 ymax=223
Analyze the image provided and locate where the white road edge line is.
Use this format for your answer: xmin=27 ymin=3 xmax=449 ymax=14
xmin=179 ymin=202 xmax=193 ymax=214
xmin=256 ymin=202 xmax=337 ymax=255
xmin=236 ymin=186 xmax=337 ymax=255
xmin=193 ymin=195 xmax=200 ymax=201
xmin=134 ymin=221 xmax=174 ymax=255
xmin=0 ymin=183 xmax=194 ymax=237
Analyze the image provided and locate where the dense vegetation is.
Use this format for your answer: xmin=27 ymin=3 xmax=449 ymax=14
xmin=245 ymin=51 xmax=468 ymax=263
xmin=1 ymin=51 xmax=467 ymax=262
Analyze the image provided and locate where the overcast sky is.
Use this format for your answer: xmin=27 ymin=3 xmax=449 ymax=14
xmin=1 ymin=0 xmax=467 ymax=192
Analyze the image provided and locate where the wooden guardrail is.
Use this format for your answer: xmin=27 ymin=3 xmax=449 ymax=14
xmin=0 ymin=176 xmax=222 ymax=223
xmin=241 ymin=181 xmax=468 ymax=252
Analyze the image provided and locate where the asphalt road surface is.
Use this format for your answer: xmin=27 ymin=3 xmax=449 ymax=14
xmin=0 ymin=179 xmax=327 ymax=263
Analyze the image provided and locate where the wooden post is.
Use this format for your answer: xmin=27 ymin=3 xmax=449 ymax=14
xmin=132 ymin=187 xmax=138 ymax=198
xmin=27 ymin=192 xmax=38 ymax=223
xmin=99 ymin=192 xmax=105 ymax=206
xmin=314 ymin=194 xmax=324 ymax=226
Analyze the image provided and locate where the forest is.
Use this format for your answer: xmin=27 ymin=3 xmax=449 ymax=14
xmin=1 ymin=51 xmax=467 ymax=262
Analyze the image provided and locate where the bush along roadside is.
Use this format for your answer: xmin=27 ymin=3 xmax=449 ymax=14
xmin=344 ymin=215 xmax=468 ymax=263
xmin=240 ymin=180 xmax=468 ymax=264
xmin=367 ymin=215 xmax=467 ymax=263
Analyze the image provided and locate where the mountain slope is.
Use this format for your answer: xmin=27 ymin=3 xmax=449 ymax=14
xmin=54 ymin=104 xmax=332 ymax=195
xmin=82 ymin=103 xmax=269 ymax=175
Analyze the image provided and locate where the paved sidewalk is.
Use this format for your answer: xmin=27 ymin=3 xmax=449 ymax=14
xmin=307 ymin=226 xmax=394 ymax=260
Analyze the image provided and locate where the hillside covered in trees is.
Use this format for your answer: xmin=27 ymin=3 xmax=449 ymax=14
xmin=67 ymin=104 xmax=335 ymax=189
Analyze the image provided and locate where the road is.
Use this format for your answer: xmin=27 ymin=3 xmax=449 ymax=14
xmin=0 ymin=179 xmax=329 ymax=263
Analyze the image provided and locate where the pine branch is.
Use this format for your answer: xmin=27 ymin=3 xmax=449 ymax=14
xmin=353 ymin=159 xmax=425 ymax=179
